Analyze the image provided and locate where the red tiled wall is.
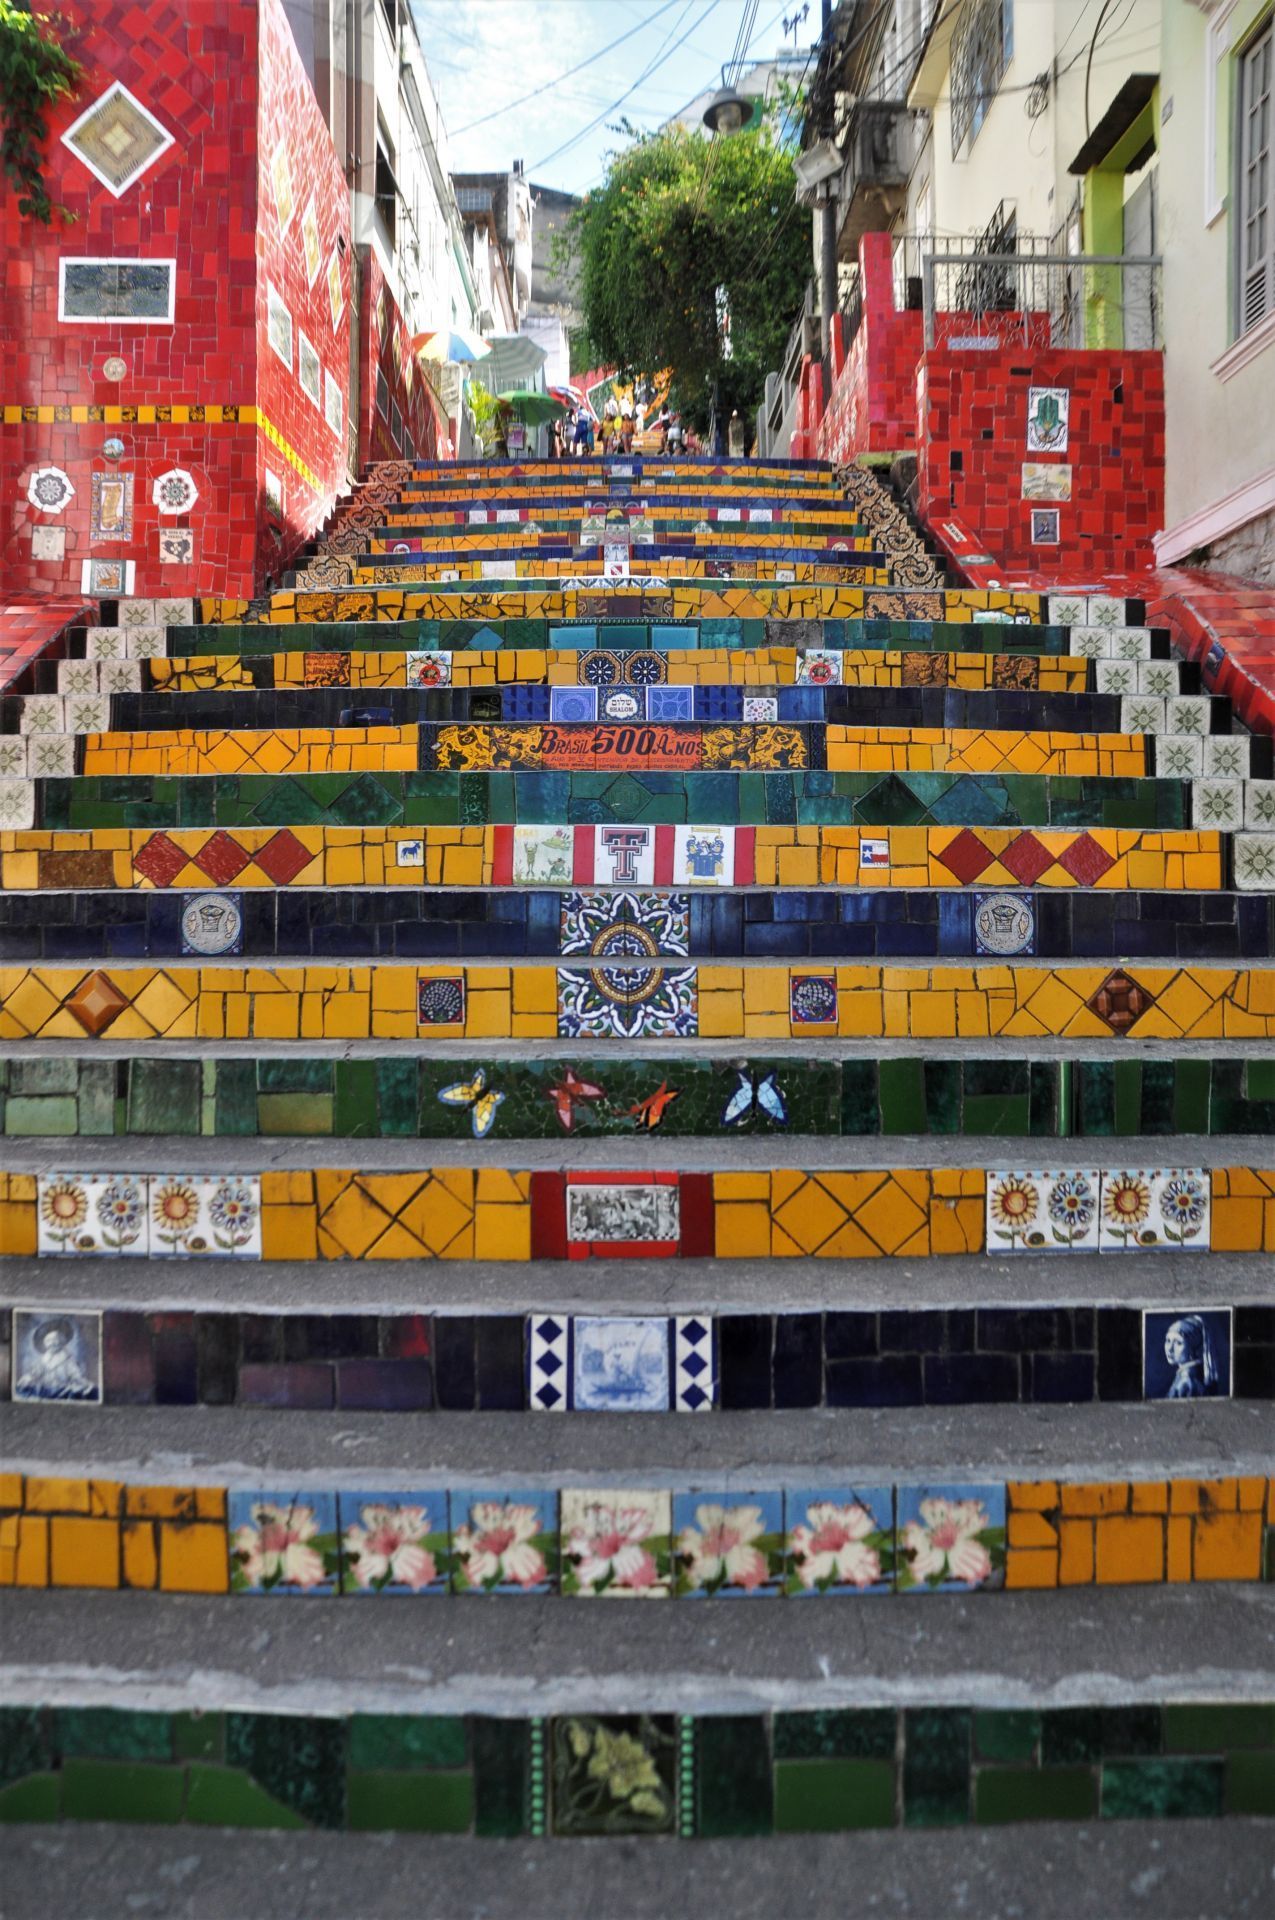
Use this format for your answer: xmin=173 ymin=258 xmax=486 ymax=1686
xmin=253 ymin=0 xmax=352 ymax=582
xmin=357 ymin=250 xmax=442 ymax=471
xmin=916 ymin=349 xmax=1165 ymax=573
xmin=0 ymin=0 xmax=352 ymax=598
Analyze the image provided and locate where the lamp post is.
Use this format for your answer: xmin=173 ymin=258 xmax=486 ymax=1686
xmin=702 ymin=79 xmax=755 ymax=135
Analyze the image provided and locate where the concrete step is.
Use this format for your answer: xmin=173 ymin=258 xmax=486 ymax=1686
xmin=1 ymin=1583 xmax=1271 ymax=1716
xmin=4 ymin=1820 xmax=1273 ymax=1920
xmin=1 ymin=1398 xmax=1265 ymax=1485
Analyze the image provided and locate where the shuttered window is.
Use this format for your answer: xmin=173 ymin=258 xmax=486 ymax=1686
xmin=1239 ymin=22 xmax=1273 ymax=335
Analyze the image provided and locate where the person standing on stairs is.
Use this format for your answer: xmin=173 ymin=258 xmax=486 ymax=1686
xmin=728 ymin=409 xmax=746 ymax=460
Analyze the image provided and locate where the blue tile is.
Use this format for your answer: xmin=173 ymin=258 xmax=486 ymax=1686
xmin=648 ymin=686 xmax=693 ymax=723
xmin=572 ymin=1316 xmax=671 ymax=1412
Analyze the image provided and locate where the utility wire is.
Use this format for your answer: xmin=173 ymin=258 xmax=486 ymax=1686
xmin=445 ymin=0 xmax=682 ymax=136
xmin=531 ymin=0 xmax=722 ymax=170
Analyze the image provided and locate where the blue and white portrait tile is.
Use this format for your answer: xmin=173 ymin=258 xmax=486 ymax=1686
xmin=674 ymin=1489 xmax=784 ymax=1595
xmin=895 ymin=1483 xmax=1006 ymax=1594
xmin=12 ymin=1308 xmax=101 ymax=1404
xmin=336 ymin=1490 xmax=449 ymax=1594
xmin=449 ymin=1488 xmax=557 ymax=1593
xmin=783 ymin=1486 xmax=894 ymax=1596
xmin=1142 ymin=1309 xmax=1232 ymax=1401
xmin=228 ymin=1490 xmax=339 ymax=1596
xmin=573 ymin=1316 xmax=671 ymax=1412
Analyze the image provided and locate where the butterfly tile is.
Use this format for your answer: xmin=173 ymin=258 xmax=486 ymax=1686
xmin=229 ymin=1490 xmax=339 ymax=1595
xmin=449 ymin=1489 xmax=557 ymax=1593
xmin=1098 ymin=1168 xmax=1211 ymax=1251
xmin=674 ymin=1490 xmax=783 ymax=1595
xmin=719 ymin=1068 xmax=789 ymax=1129
xmin=528 ymin=1313 xmax=570 ymax=1410
xmin=436 ymin=1067 xmax=504 ymax=1138
xmin=784 ymin=1486 xmax=894 ymax=1596
xmin=986 ymin=1169 xmax=1101 ymax=1252
xmin=1142 ymin=1308 xmax=1232 ymax=1401
xmin=12 ymin=1307 xmax=102 ymax=1404
xmin=673 ymin=1316 xmax=717 ymax=1412
xmin=572 ymin=1316 xmax=671 ymax=1412
xmin=338 ymin=1490 xmax=448 ymax=1594
xmin=560 ymin=1488 xmax=672 ymax=1597
xmin=37 ymin=1172 xmax=147 ymax=1257
xmin=896 ymin=1483 xmax=1006 ymax=1593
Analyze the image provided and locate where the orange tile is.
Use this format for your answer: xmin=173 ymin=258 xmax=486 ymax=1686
xmin=1058 ymin=1519 xmax=1094 ymax=1585
xmin=49 ymin=1516 xmax=119 ymax=1588
xmin=125 ymin=1486 xmax=200 ymax=1520
xmin=122 ymin=1519 xmax=158 ymax=1589
xmin=1094 ymin=1514 xmax=1164 ymax=1585
xmin=1008 ymin=1481 xmax=1058 ymax=1511
xmin=1059 ymin=1481 xmax=1129 ymax=1517
xmin=1192 ymin=1511 xmax=1263 ymax=1582
xmin=1007 ymin=1511 xmax=1057 ymax=1548
xmin=159 ymin=1522 xmax=230 ymax=1593
xmin=24 ymin=1477 xmax=90 ymax=1514
xmin=1129 ymin=1482 xmax=1169 ymax=1514
xmin=1005 ymin=1550 xmax=1058 ymax=1590
xmin=1170 ymin=1478 xmax=1238 ymax=1514
xmin=0 ymin=1474 xmax=22 ymax=1509
xmin=1167 ymin=1515 xmax=1193 ymax=1582
xmin=14 ymin=1515 xmax=48 ymax=1586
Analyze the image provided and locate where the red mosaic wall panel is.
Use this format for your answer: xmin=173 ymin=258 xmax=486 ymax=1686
xmin=0 ymin=0 xmax=352 ymax=598
xmin=357 ymin=250 xmax=443 ymax=471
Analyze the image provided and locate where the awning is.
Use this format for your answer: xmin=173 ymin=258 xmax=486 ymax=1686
xmin=469 ymin=333 xmax=549 ymax=395
xmin=1069 ymin=74 xmax=1159 ymax=175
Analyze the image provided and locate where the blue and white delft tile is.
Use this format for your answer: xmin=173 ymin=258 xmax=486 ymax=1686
xmin=674 ymin=1490 xmax=783 ymax=1595
xmin=1098 ymin=1168 xmax=1211 ymax=1252
xmin=783 ymin=1486 xmax=894 ymax=1596
xmin=528 ymin=1312 xmax=571 ymax=1411
xmin=673 ymin=1315 xmax=717 ymax=1412
xmin=599 ymin=687 xmax=645 ymax=724
xmin=37 ymin=1173 xmax=147 ymax=1257
xmin=449 ymin=1489 xmax=557 ymax=1593
xmin=985 ymin=1169 xmax=1102 ymax=1253
xmin=11 ymin=1307 xmax=102 ymax=1404
xmin=896 ymin=1483 xmax=1006 ymax=1594
xmin=228 ymin=1490 xmax=339 ymax=1596
xmin=395 ymin=838 xmax=425 ymax=867
xmin=573 ymin=1316 xmax=671 ymax=1412
xmin=1141 ymin=1308 xmax=1233 ymax=1402
xmin=337 ymin=1490 xmax=449 ymax=1594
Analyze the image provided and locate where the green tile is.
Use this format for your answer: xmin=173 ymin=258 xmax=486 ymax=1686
xmin=184 ymin=1763 xmax=308 ymax=1829
xmin=1041 ymin=1708 xmax=1102 ymax=1764
xmin=975 ymin=1765 xmax=1097 ymax=1823
xmin=57 ymin=1708 xmax=172 ymax=1761
xmin=1243 ymin=1059 xmax=1275 ymax=1101
xmin=61 ymin=1759 xmax=185 ymax=1824
xmin=376 ymin=1058 xmax=420 ymax=1135
xmin=773 ymin=1758 xmax=894 ymax=1831
xmin=1172 ymin=1059 xmax=1212 ymax=1134
xmin=0 ymin=1707 xmax=52 ymax=1787
xmin=924 ymin=1060 xmax=962 ymax=1132
xmin=256 ymin=1093 xmax=334 ymax=1135
xmin=347 ymin=1769 xmax=473 ymax=1833
xmin=1226 ymin=1751 xmax=1275 ymax=1816
xmin=1098 ymin=1707 xmax=1163 ymax=1756
xmin=1028 ymin=1061 xmax=1059 ymax=1135
xmin=774 ymin=1710 xmax=896 ymax=1761
xmin=125 ymin=1059 xmax=202 ymax=1135
xmin=334 ymin=1060 xmax=380 ymax=1138
xmin=972 ymin=1710 xmax=1040 ymax=1764
xmin=1111 ymin=1060 xmax=1143 ymax=1135
xmin=0 ymin=1774 xmax=61 ymax=1822
xmin=12 ymin=1059 xmax=77 ymax=1093
xmin=696 ymin=1716 xmax=772 ymax=1836
xmin=79 ymin=1063 xmax=117 ymax=1135
xmin=225 ymin=1713 xmax=346 ymax=1830
xmin=839 ymin=1060 xmax=879 ymax=1134
xmin=1100 ymin=1758 xmax=1224 ymax=1819
xmin=472 ymin=1717 xmax=527 ymax=1837
xmin=212 ymin=1060 xmax=259 ymax=1136
xmin=1163 ymin=1705 xmax=1275 ymax=1751
xmin=348 ymin=1714 xmax=467 ymax=1772
xmin=258 ymin=1059 xmax=333 ymax=1093
xmin=903 ymin=1709 xmax=970 ymax=1826
xmin=878 ymin=1059 xmax=927 ymax=1133
xmin=2 ymin=1096 xmax=79 ymax=1135
xmin=962 ymin=1093 xmax=1030 ymax=1135
xmin=172 ymin=1713 xmax=224 ymax=1762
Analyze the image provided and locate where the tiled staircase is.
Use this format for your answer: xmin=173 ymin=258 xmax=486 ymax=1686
xmin=1 ymin=454 xmax=1272 ymax=1908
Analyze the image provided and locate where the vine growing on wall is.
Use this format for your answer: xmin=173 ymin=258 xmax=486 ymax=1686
xmin=0 ymin=0 xmax=82 ymax=223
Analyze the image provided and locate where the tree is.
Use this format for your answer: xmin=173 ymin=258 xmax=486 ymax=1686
xmin=561 ymin=117 xmax=809 ymax=434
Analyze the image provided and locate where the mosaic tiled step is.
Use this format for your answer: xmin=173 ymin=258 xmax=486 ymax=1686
xmin=43 ymin=648 xmax=1099 ymax=696
xmin=0 ymin=1698 xmax=1268 ymax=1835
xmin=197 ymin=586 xmax=1050 ymax=629
xmin=2 ymin=1162 xmax=1268 ymax=1261
xmin=0 ymin=825 xmax=1229 ymax=895
xmin=5 ymin=887 xmax=1270 ymax=966
xmin=7 ymin=1303 xmax=1267 ymax=1412
xmin=4 ymin=960 xmax=1274 ymax=1041
xmin=0 ymin=1473 xmax=1269 ymax=1599
xmin=27 ymin=769 xmax=1195 ymax=832
xmin=345 ymin=554 xmax=891 ymax=586
xmin=7 ymin=1052 xmax=1275 ymax=1142
xmin=46 ymin=683 xmax=1159 ymax=733
xmin=145 ymin=617 xmax=1145 ymax=660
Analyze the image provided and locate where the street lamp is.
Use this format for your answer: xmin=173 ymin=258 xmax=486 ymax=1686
xmin=703 ymin=80 xmax=754 ymax=134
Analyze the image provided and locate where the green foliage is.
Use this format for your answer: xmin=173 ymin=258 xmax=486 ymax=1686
xmin=560 ymin=119 xmax=809 ymax=432
xmin=0 ymin=0 xmax=81 ymax=223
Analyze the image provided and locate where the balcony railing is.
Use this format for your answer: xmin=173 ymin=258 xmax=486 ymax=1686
xmin=921 ymin=251 xmax=1164 ymax=352
xmin=836 ymin=102 xmax=924 ymax=254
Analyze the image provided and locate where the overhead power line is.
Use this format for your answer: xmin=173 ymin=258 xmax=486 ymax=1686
xmin=531 ymin=0 xmax=723 ymax=171
xmin=446 ymin=0 xmax=683 ymax=136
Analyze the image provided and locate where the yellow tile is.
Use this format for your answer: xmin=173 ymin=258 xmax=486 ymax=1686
xmin=1094 ymin=1514 xmax=1164 ymax=1584
xmin=1191 ymin=1511 xmax=1262 ymax=1581
xmin=160 ymin=1522 xmax=230 ymax=1593
xmin=50 ymin=1516 xmax=120 ymax=1588
xmin=122 ymin=1519 xmax=159 ymax=1589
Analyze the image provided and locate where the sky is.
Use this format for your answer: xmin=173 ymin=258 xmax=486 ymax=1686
xmin=408 ymin=0 xmax=815 ymax=195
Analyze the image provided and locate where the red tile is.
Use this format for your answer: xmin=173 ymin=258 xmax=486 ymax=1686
xmin=1055 ymin=832 xmax=1117 ymax=886
xmin=934 ymin=828 xmax=995 ymax=884
xmin=192 ymin=830 xmax=252 ymax=886
xmin=999 ymin=832 xmax=1055 ymax=885
xmin=133 ymin=830 xmax=189 ymax=888
xmin=252 ymin=829 xmax=313 ymax=885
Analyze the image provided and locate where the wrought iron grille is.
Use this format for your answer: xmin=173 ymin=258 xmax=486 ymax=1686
xmin=950 ymin=0 xmax=1015 ymax=156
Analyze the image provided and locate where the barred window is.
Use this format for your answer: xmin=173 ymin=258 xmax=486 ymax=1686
xmin=1239 ymin=22 xmax=1273 ymax=335
xmin=950 ymin=0 xmax=1014 ymax=156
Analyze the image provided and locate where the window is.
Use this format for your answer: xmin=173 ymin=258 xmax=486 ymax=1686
xmin=58 ymin=258 xmax=175 ymax=322
xmin=1239 ymin=22 xmax=1273 ymax=334
xmin=375 ymin=122 xmax=398 ymax=253
xmin=950 ymin=0 xmax=1014 ymax=155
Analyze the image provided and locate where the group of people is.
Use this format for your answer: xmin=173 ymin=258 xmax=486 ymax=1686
xmin=549 ymin=392 xmax=689 ymax=459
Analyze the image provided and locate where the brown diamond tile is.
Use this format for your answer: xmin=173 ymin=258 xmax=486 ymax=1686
xmin=1085 ymin=969 xmax=1156 ymax=1035
xmin=66 ymin=969 xmax=129 ymax=1035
